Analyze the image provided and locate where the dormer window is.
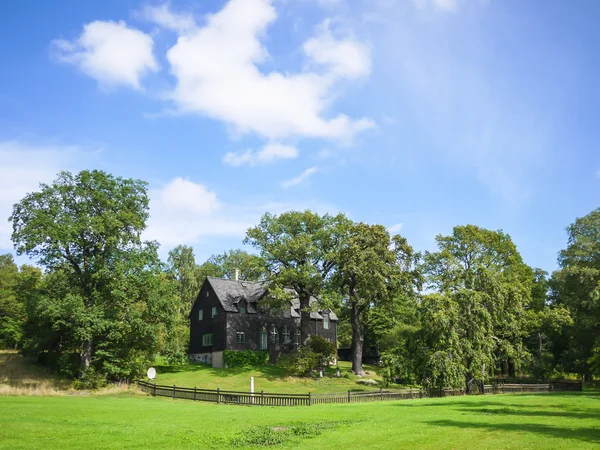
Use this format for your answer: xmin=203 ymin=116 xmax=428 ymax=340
xmin=239 ymin=302 xmax=246 ymax=314
xmin=206 ymin=290 xmax=209 ymax=297
xmin=323 ymin=312 xmax=330 ymax=330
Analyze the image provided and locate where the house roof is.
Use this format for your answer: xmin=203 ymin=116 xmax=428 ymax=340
xmin=204 ymin=277 xmax=338 ymax=321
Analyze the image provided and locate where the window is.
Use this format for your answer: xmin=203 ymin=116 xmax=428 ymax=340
xmin=212 ymin=307 xmax=217 ymax=318
xmin=283 ymin=326 xmax=291 ymax=344
xmin=236 ymin=331 xmax=245 ymax=344
xmin=323 ymin=313 xmax=330 ymax=330
xmin=198 ymin=309 xmax=203 ymax=321
xmin=295 ymin=329 xmax=301 ymax=344
xmin=259 ymin=327 xmax=267 ymax=350
xmin=206 ymin=290 xmax=209 ymax=297
xmin=239 ymin=303 xmax=246 ymax=314
xmin=202 ymin=333 xmax=213 ymax=346
xmin=270 ymin=326 xmax=278 ymax=344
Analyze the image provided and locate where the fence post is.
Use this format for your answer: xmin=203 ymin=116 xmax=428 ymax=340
xmin=261 ymin=390 xmax=264 ymax=406
xmin=217 ymin=388 xmax=220 ymax=404
xmin=153 ymin=383 xmax=156 ymax=397
xmin=347 ymin=390 xmax=351 ymax=403
xmin=308 ymin=392 xmax=312 ymax=406
xmin=193 ymin=387 xmax=197 ymax=401
xmin=520 ymin=382 xmax=523 ymax=393
xmin=173 ymin=385 xmax=176 ymax=399
xmin=380 ymin=387 xmax=383 ymax=401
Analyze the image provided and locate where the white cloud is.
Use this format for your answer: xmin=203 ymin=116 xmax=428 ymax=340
xmin=282 ymin=166 xmax=318 ymax=188
xmin=52 ymin=20 xmax=158 ymax=90
xmin=145 ymin=178 xmax=248 ymax=246
xmin=163 ymin=0 xmax=374 ymax=141
xmin=223 ymin=143 xmax=298 ymax=166
xmin=0 ymin=141 xmax=94 ymax=249
xmin=136 ymin=4 xmax=196 ymax=33
xmin=303 ymin=21 xmax=371 ymax=79
xmin=155 ymin=177 xmax=219 ymax=214
xmin=387 ymin=223 xmax=404 ymax=233
xmin=412 ymin=0 xmax=457 ymax=12
xmin=146 ymin=176 xmax=340 ymax=248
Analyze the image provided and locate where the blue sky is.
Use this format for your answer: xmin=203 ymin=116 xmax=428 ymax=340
xmin=0 ymin=0 xmax=598 ymax=273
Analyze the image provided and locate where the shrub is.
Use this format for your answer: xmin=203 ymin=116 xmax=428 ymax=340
xmin=278 ymin=347 xmax=320 ymax=376
xmin=224 ymin=350 xmax=269 ymax=368
xmin=309 ymin=336 xmax=336 ymax=366
xmin=72 ymin=367 xmax=107 ymax=390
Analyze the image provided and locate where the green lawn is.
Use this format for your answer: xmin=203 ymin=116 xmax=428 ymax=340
xmin=0 ymin=390 xmax=599 ymax=449
xmin=151 ymin=360 xmax=386 ymax=394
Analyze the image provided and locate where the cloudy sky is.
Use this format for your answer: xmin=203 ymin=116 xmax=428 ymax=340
xmin=0 ymin=0 xmax=598 ymax=272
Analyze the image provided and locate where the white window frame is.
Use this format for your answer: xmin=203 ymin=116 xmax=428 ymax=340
xmin=270 ymin=326 xmax=278 ymax=344
xmin=259 ymin=327 xmax=268 ymax=350
xmin=236 ymin=331 xmax=245 ymax=344
xmin=202 ymin=333 xmax=213 ymax=346
xmin=283 ymin=326 xmax=291 ymax=344
xmin=323 ymin=313 xmax=330 ymax=330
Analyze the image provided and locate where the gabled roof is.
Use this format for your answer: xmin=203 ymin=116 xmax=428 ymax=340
xmin=203 ymin=277 xmax=338 ymax=321
xmin=206 ymin=277 xmax=266 ymax=313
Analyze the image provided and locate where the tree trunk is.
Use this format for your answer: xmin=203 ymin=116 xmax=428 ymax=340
xmin=350 ymin=298 xmax=365 ymax=376
xmin=299 ymin=292 xmax=312 ymax=346
xmin=79 ymin=337 xmax=93 ymax=378
xmin=537 ymin=332 xmax=543 ymax=360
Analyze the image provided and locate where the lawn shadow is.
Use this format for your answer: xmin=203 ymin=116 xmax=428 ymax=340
xmin=427 ymin=419 xmax=600 ymax=445
xmin=457 ymin=406 xmax=600 ymax=421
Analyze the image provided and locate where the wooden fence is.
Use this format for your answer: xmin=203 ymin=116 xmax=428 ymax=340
xmin=137 ymin=379 xmax=582 ymax=407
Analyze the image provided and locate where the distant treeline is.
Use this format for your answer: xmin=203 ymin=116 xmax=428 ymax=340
xmin=0 ymin=170 xmax=598 ymax=390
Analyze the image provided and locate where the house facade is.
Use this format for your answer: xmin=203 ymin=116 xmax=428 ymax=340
xmin=189 ymin=276 xmax=338 ymax=367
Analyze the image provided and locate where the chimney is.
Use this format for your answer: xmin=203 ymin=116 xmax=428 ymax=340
xmin=234 ymin=268 xmax=240 ymax=281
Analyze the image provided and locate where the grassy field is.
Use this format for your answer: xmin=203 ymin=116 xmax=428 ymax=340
xmin=1 ymin=351 xmax=599 ymax=449
xmin=0 ymin=390 xmax=599 ymax=449
xmin=151 ymin=360 xmax=385 ymax=394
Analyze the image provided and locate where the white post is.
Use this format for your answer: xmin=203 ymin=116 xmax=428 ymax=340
xmin=250 ymin=376 xmax=255 ymax=404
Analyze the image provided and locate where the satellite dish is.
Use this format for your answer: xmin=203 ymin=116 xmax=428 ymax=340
xmin=147 ymin=367 xmax=157 ymax=380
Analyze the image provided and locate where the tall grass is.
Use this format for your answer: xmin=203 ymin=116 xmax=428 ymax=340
xmin=0 ymin=350 xmax=139 ymax=396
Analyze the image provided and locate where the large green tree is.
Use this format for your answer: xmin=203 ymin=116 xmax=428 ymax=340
xmin=422 ymin=225 xmax=533 ymax=390
xmin=332 ymin=223 xmax=419 ymax=375
xmin=245 ymin=211 xmax=349 ymax=344
xmin=10 ymin=170 xmax=178 ymax=379
xmin=0 ymin=254 xmax=22 ymax=348
xmin=206 ymin=249 xmax=267 ymax=281
xmin=167 ymin=245 xmax=203 ymax=316
xmin=551 ymin=207 xmax=600 ymax=379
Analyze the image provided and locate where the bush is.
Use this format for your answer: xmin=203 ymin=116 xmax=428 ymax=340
xmin=309 ymin=336 xmax=336 ymax=365
xmin=223 ymin=350 xmax=269 ymax=368
xmin=278 ymin=347 xmax=320 ymax=376
xmin=278 ymin=336 xmax=337 ymax=376
xmin=72 ymin=367 xmax=107 ymax=390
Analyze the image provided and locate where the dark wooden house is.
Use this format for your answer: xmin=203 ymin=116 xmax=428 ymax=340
xmin=189 ymin=276 xmax=338 ymax=367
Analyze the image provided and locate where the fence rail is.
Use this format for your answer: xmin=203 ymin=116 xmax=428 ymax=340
xmin=137 ymin=379 xmax=582 ymax=407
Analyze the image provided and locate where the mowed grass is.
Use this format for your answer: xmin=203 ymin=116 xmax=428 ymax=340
xmin=0 ymin=390 xmax=599 ymax=449
xmin=151 ymin=360 xmax=385 ymax=394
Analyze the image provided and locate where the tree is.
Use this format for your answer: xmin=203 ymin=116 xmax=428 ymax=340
xmin=245 ymin=211 xmax=350 ymax=344
xmin=206 ymin=249 xmax=267 ymax=281
xmin=523 ymin=269 xmax=571 ymax=378
xmin=422 ymin=225 xmax=533 ymax=390
xmin=167 ymin=245 xmax=203 ymax=316
xmin=551 ymin=207 xmax=600 ymax=379
xmin=10 ymin=170 xmax=177 ymax=379
xmin=332 ymin=223 xmax=419 ymax=375
xmin=0 ymin=254 xmax=21 ymax=348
